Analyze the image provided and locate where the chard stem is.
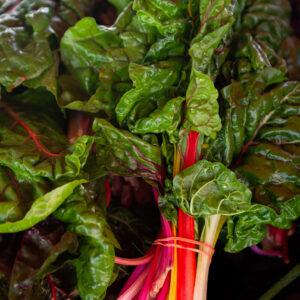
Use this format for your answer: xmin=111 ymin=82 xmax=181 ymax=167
xmin=259 ymin=264 xmax=300 ymax=300
xmin=193 ymin=215 xmax=226 ymax=300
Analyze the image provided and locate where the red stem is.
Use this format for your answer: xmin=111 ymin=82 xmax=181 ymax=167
xmin=282 ymin=230 xmax=290 ymax=264
xmin=104 ymin=180 xmax=111 ymax=207
xmin=54 ymin=285 xmax=75 ymax=299
xmin=47 ymin=274 xmax=74 ymax=299
xmin=47 ymin=275 xmax=57 ymax=300
xmin=177 ymin=130 xmax=199 ymax=299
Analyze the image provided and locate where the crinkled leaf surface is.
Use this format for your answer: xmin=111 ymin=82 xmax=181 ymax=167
xmin=59 ymin=5 xmax=153 ymax=114
xmin=173 ymin=160 xmax=252 ymax=217
xmin=226 ymin=195 xmax=300 ymax=252
xmin=93 ymin=118 xmax=163 ymax=186
xmin=23 ymin=52 xmax=59 ymax=98
xmin=183 ymin=0 xmax=235 ymax=137
xmin=131 ymin=96 xmax=184 ymax=138
xmin=184 ymin=71 xmax=221 ymax=138
xmin=115 ymin=59 xmax=184 ymax=126
xmin=0 ymin=0 xmax=94 ymax=92
xmin=132 ymin=0 xmax=188 ymax=37
xmin=241 ymin=0 xmax=291 ymax=49
xmin=201 ymin=0 xmax=300 ymax=252
xmin=54 ymin=186 xmax=115 ymax=300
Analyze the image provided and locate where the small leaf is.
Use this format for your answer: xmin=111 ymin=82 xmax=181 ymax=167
xmin=184 ymin=71 xmax=221 ymax=138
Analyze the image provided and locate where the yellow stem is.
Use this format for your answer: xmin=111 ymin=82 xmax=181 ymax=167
xmin=167 ymin=146 xmax=181 ymax=300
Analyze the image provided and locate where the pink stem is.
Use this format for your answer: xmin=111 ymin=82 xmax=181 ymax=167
xmin=115 ymin=248 xmax=155 ymax=266
xmin=118 ymin=264 xmax=151 ymax=300
xmin=137 ymin=245 xmax=161 ymax=300
xmin=119 ymin=264 xmax=148 ymax=297
xmin=250 ymin=245 xmax=282 ymax=257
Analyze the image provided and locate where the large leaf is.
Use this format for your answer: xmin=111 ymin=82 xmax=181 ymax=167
xmin=0 ymin=179 xmax=84 ymax=233
xmin=183 ymin=0 xmax=235 ymax=137
xmin=131 ymin=96 xmax=184 ymax=139
xmin=204 ymin=62 xmax=300 ymax=166
xmin=59 ymin=4 xmax=154 ymax=114
xmin=60 ymin=17 xmax=127 ymax=95
xmin=190 ymin=0 xmax=234 ymax=74
xmin=226 ymin=195 xmax=300 ymax=252
xmin=54 ymin=186 xmax=115 ymax=300
xmin=173 ymin=160 xmax=252 ymax=216
xmin=227 ymin=143 xmax=300 ymax=252
xmin=8 ymin=218 xmax=78 ymax=300
xmin=115 ymin=82 xmax=165 ymax=126
xmin=201 ymin=0 xmax=300 ymax=252
xmin=93 ymin=118 xmax=163 ymax=186
xmin=0 ymin=91 xmax=93 ymax=182
xmin=241 ymin=0 xmax=291 ymax=49
xmin=0 ymin=0 xmax=94 ymax=92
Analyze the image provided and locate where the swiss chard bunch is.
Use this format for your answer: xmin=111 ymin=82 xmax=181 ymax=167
xmin=0 ymin=0 xmax=299 ymax=300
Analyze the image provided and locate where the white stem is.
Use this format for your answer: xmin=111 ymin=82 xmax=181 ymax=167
xmin=193 ymin=215 xmax=226 ymax=300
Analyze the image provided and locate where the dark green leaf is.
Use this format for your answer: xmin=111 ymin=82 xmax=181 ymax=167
xmin=0 ymin=179 xmax=84 ymax=233
xmin=54 ymin=186 xmax=115 ymax=300
xmin=0 ymin=0 xmax=94 ymax=92
xmin=0 ymin=95 xmax=93 ymax=182
xmin=131 ymin=97 xmax=184 ymax=137
xmin=8 ymin=219 xmax=78 ymax=300
xmin=93 ymin=118 xmax=163 ymax=186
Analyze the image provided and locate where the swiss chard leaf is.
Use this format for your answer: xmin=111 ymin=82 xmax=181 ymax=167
xmin=226 ymin=195 xmax=300 ymax=252
xmin=54 ymin=185 xmax=116 ymax=300
xmin=132 ymin=0 xmax=188 ymax=37
xmin=93 ymin=118 xmax=163 ymax=186
xmin=131 ymin=96 xmax=185 ymax=140
xmin=8 ymin=219 xmax=78 ymax=300
xmin=59 ymin=4 xmax=153 ymax=114
xmin=0 ymin=166 xmax=47 ymax=224
xmin=183 ymin=0 xmax=235 ymax=138
xmin=0 ymin=179 xmax=84 ymax=233
xmin=0 ymin=93 xmax=93 ymax=183
xmin=173 ymin=160 xmax=252 ymax=217
xmin=202 ymin=0 xmax=300 ymax=252
xmin=183 ymin=70 xmax=221 ymax=138
xmin=241 ymin=0 xmax=291 ymax=49
xmin=0 ymin=0 xmax=94 ymax=92
xmin=116 ymin=59 xmax=184 ymax=127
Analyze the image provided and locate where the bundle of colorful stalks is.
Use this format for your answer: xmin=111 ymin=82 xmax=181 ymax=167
xmin=104 ymin=0 xmax=300 ymax=299
xmin=115 ymin=130 xmax=221 ymax=300
xmin=67 ymin=0 xmax=299 ymax=299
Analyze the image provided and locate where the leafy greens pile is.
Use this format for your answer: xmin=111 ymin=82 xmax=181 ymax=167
xmin=0 ymin=0 xmax=299 ymax=299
